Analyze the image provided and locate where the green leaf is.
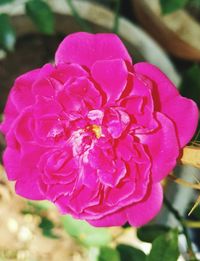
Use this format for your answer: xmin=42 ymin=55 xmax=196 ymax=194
xmin=61 ymin=215 xmax=111 ymax=247
xmin=88 ymin=247 xmax=100 ymax=261
xmin=25 ymin=0 xmax=54 ymax=34
xmin=28 ymin=200 xmax=54 ymax=210
xmin=0 ymin=0 xmax=14 ymax=5
xmin=98 ymin=247 xmax=120 ymax=261
xmin=146 ymin=229 xmax=180 ymax=261
xmin=117 ymin=244 xmax=146 ymax=261
xmin=137 ymin=224 xmax=170 ymax=243
xmin=181 ymin=64 xmax=200 ymax=108
xmin=21 ymin=200 xmax=54 ymax=215
xmin=160 ymin=0 xmax=189 ymax=14
xmin=0 ymin=14 xmax=15 ymax=51
xmin=39 ymin=217 xmax=59 ymax=239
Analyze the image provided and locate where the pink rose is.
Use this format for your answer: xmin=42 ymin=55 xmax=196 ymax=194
xmin=0 ymin=33 xmax=198 ymax=227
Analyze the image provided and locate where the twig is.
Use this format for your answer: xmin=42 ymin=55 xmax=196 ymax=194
xmin=164 ymin=196 xmax=197 ymax=260
xmin=185 ymin=220 xmax=200 ymax=228
xmin=168 ymin=174 xmax=200 ymax=190
xmin=180 ymin=146 xmax=200 ymax=169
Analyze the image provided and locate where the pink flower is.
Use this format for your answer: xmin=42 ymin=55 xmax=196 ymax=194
xmin=0 ymin=33 xmax=198 ymax=227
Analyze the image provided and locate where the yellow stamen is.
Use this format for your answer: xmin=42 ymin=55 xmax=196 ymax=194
xmin=91 ymin=124 xmax=102 ymax=139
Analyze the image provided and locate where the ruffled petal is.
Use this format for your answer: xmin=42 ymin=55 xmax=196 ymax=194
xmin=52 ymin=63 xmax=88 ymax=84
xmin=0 ymin=97 xmax=18 ymax=134
xmin=91 ymin=59 xmax=128 ymax=102
xmin=137 ymin=112 xmax=179 ymax=182
xmin=97 ymin=159 xmax=127 ymax=187
xmin=161 ymin=96 xmax=198 ymax=147
xmin=134 ymin=62 xmax=179 ymax=108
xmin=67 ymin=77 xmax=102 ymax=108
xmin=0 ymin=68 xmax=42 ymax=134
xmin=34 ymin=96 xmax=63 ymax=117
xmin=55 ymin=32 xmax=132 ymax=68
xmin=87 ymin=208 xmax=127 ymax=227
xmin=3 ymin=148 xmax=21 ymax=181
xmin=126 ymin=183 xmax=163 ymax=227
xmin=14 ymin=143 xmax=47 ymax=200
xmin=15 ymin=171 xmax=45 ymax=200
xmin=134 ymin=62 xmax=199 ymax=146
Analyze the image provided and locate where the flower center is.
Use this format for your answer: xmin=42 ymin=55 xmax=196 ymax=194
xmin=91 ymin=124 xmax=102 ymax=139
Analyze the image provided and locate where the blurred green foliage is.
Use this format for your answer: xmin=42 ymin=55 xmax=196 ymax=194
xmin=160 ymin=0 xmax=189 ymax=14
xmin=117 ymin=244 xmax=146 ymax=261
xmin=0 ymin=0 xmax=14 ymax=5
xmin=146 ymin=229 xmax=179 ymax=261
xmin=181 ymin=64 xmax=200 ymax=107
xmin=160 ymin=0 xmax=200 ymax=14
xmin=137 ymin=224 xmax=171 ymax=243
xmin=98 ymin=247 xmax=120 ymax=261
xmin=39 ymin=216 xmax=59 ymax=239
xmin=61 ymin=215 xmax=111 ymax=247
xmin=25 ymin=0 xmax=55 ymax=34
xmin=0 ymin=13 xmax=15 ymax=51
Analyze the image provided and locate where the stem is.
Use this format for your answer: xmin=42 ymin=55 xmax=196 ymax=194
xmin=185 ymin=220 xmax=200 ymax=228
xmin=180 ymin=146 xmax=200 ymax=169
xmin=163 ymin=196 xmax=197 ymax=260
xmin=168 ymin=174 xmax=200 ymax=190
xmin=66 ymin=0 xmax=92 ymax=32
xmin=113 ymin=0 xmax=120 ymax=34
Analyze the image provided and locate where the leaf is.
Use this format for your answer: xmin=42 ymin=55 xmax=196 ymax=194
xmin=137 ymin=224 xmax=171 ymax=243
xmin=146 ymin=229 xmax=180 ymax=261
xmin=0 ymin=0 xmax=14 ymax=5
xmin=160 ymin=0 xmax=189 ymax=14
xmin=88 ymin=247 xmax=100 ymax=261
xmin=0 ymin=13 xmax=15 ymax=51
xmin=39 ymin=217 xmax=59 ymax=239
xmin=28 ymin=200 xmax=55 ymax=210
xmin=98 ymin=247 xmax=120 ymax=261
xmin=181 ymin=64 xmax=200 ymax=108
xmin=25 ymin=0 xmax=54 ymax=34
xmin=117 ymin=244 xmax=146 ymax=261
xmin=61 ymin=215 xmax=111 ymax=247
xmin=21 ymin=200 xmax=54 ymax=215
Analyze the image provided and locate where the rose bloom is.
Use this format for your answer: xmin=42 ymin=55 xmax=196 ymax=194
xmin=0 ymin=33 xmax=198 ymax=227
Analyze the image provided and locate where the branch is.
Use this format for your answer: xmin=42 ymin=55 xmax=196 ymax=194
xmin=164 ymin=196 xmax=197 ymax=260
xmin=180 ymin=146 xmax=200 ymax=169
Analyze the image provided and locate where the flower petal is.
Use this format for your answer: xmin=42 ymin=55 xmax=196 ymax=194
xmin=87 ymin=209 xmax=127 ymax=227
xmin=91 ymin=59 xmax=128 ymax=102
xmin=134 ymin=62 xmax=199 ymax=146
xmin=52 ymin=63 xmax=88 ymax=84
xmin=55 ymin=32 xmax=132 ymax=68
xmin=126 ymin=183 xmax=163 ymax=227
xmin=134 ymin=62 xmax=179 ymax=108
xmin=0 ymin=97 xmax=18 ymax=134
xmin=15 ymin=171 xmax=45 ymax=200
xmin=10 ymin=68 xmax=40 ymax=111
xmin=137 ymin=112 xmax=179 ymax=182
xmin=160 ymin=96 xmax=198 ymax=147
xmin=14 ymin=144 xmax=46 ymax=200
xmin=3 ymin=148 xmax=20 ymax=181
